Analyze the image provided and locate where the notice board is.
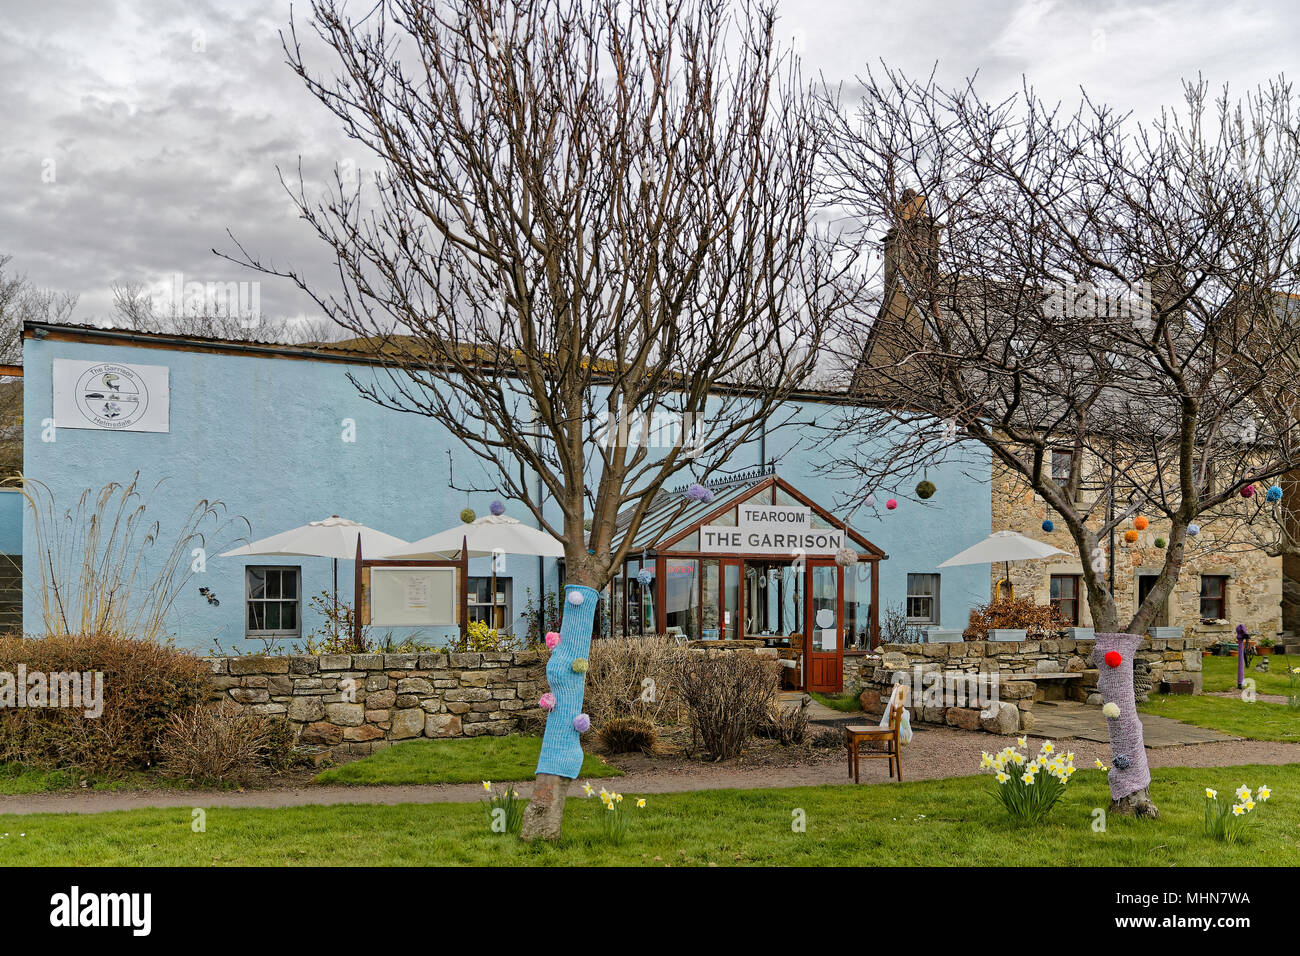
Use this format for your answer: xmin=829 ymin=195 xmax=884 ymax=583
xmin=366 ymin=566 xmax=459 ymax=627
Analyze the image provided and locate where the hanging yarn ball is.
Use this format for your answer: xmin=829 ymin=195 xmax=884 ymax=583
xmin=1267 ymin=484 xmax=1284 ymax=503
xmin=572 ymin=713 xmax=591 ymax=734
xmin=636 ymin=567 xmax=654 ymax=586
xmin=571 ymin=657 xmax=588 ymax=674
xmin=567 ymin=590 xmax=585 ymax=606
xmin=1241 ymin=484 xmax=1256 ymax=498
xmin=834 ymin=547 xmax=858 ymax=567
xmin=915 ymin=479 xmax=936 ymax=500
xmin=1188 ymin=523 xmax=1200 ymax=536
xmin=1154 ymin=537 xmax=1167 ymax=549
xmin=685 ymin=482 xmax=714 ymax=503
xmin=886 ymin=498 xmax=898 ymax=510
xmin=1104 ymin=651 xmax=1122 ymax=668
xmin=490 ymin=499 xmax=506 ymax=516
xmin=1041 ymin=519 xmax=1054 ymax=532
xmin=1102 ymin=702 xmax=1120 ymax=719
xmin=864 ymin=493 xmax=876 ymax=509
xmin=1123 ymin=529 xmax=1138 ymax=543
xmin=1133 ymin=515 xmax=1149 ymax=531
xmin=460 ymin=508 xmax=476 ymax=524
xmin=544 ymin=631 xmax=561 ymax=650
xmin=539 ymin=692 xmax=556 ymax=711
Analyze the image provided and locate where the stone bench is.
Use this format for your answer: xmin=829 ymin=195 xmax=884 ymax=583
xmin=1025 ymin=672 xmax=1081 ymax=701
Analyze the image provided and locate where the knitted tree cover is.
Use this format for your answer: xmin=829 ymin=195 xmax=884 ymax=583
xmin=1092 ymin=632 xmax=1151 ymax=801
xmin=534 ymin=585 xmax=597 ymax=779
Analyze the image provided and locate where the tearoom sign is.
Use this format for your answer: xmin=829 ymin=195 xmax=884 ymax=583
xmin=700 ymin=504 xmax=845 ymax=555
xmin=53 ymin=359 xmax=170 ymax=433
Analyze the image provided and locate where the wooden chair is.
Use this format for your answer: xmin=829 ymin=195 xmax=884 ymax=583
xmin=845 ymin=684 xmax=908 ymax=783
xmin=780 ymin=632 xmax=805 ymax=689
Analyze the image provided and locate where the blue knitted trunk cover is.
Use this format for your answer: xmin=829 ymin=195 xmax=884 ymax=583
xmin=535 ymin=585 xmax=597 ymax=779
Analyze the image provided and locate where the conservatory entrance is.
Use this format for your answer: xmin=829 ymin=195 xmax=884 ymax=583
xmin=609 ymin=469 xmax=885 ymax=693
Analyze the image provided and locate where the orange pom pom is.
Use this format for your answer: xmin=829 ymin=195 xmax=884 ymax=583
xmin=1133 ymin=515 xmax=1149 ymax=531
xmin=1124 ymin=529 xmax=1139 ymax=543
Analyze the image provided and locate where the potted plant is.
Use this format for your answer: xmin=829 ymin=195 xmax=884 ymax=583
xmin=1258 ymin=637 xmax=1275 ymax=656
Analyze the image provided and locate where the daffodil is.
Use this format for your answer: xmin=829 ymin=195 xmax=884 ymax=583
xmin=1205 ymin=788 xmax=1217 ymax=799
xmin=1232 ymin=804 xmax=1245 ymax=816
xmin=1095 ymin=759 xmax=1107 ymax=770
xmin=582 ymin=783 xmax=595 ymax=797
xmin=636 ymin=798 xmax=646 ymax=808
xmin=996 ymin=771 xmax=1009 ymax=783
xmin=1244 ymin=799 xmax=1256 ymax=811
xmin=1017 ymin=736 xmax=1027 ymax=747
xmin=1021 ymin=772 xmax=1035 ymax=785
xmin=1236 ymin=785 xmax=1252 ymax=801
xmin=1258 ymin=786 xmax=1272 ymax=802
xmin=482 ymin=780 xmax=492 ymax=791
xmin=1042 ymin=742 xmax=1055 ymax=755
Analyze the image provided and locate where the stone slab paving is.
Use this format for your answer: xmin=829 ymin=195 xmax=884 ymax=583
xmin=1025 ymin=700 xmax=1235 ymax=746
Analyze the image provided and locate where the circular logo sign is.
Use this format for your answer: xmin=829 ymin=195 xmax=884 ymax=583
xmin=75 ymin=364 xmax=149 ymax=430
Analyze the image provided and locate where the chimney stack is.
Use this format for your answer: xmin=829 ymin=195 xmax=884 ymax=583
xmin=883 ymin=188 xmax=940 ymax=293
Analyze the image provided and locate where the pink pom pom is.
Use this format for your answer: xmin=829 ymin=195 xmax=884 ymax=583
xmin=544 ymin=631 xmax=561 ymax=649
xmin=539 ymin=692 xmax=556 ymax=711
xmin=886 ymin=498 xmax=898 ymax=510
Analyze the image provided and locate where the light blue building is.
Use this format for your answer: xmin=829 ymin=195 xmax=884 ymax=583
xmin=20 ymin=322 xmax=992 ymax=689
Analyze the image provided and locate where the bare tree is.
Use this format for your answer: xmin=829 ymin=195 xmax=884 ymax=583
xmin=224 ymin=0 xmax=846 ymax=839
xmin=110 ymin=280 xmax=345 ymax=345
xmin=825 ymin=72 xmax=1300 ymax=817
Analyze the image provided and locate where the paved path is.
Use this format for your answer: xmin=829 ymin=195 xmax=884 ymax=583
xmin=3 ymin=724 xmax=1296 ymax=817
xmin=1025 ymin=700 xmax=1236 ymax=746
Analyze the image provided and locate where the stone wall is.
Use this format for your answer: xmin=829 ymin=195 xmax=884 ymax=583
xmin=205 ymin=651 xmax=547 ymax=756
xmin=853 ymin=635 xmax=1203 ymax=734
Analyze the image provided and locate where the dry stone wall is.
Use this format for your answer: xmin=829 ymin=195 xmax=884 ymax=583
xmin=205 ymin=651 xmax=547 ymax=755
xmin=854 ymin=635 xmax=1204 ymax=735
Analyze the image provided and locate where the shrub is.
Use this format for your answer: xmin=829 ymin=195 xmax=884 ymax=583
xmin=596 ymin=715 xmax=658 ymax=754
xmin=964 ymin=598 xmax=1068 ymax=640
xmin=157 ymin=701 xmax=299 ymax=785
xmin=448 ymin=619 xmax=524 ymax=653
xmin=1202 ymin=784 xmax=1271 ymax=843
xmin=0 ymin=633 xmax=210 ymax=774
xmin=755 ymin=699 xmax=810 ymax=746
xmin=674 ymin=650 xmax=779 ymax=760
xmin=809 ymin=728 xmax=842 ymax=749
xmin=585 ymin=636 xmax=690 ymax=729
xmin=879 ymin=603 xmax=926 ymax=644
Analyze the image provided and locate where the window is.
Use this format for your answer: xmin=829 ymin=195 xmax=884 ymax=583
xmin=1050 ymin=574 xmax=1080 ymax=625
xmin=246 ymin=566 xmax=301 ymax=638
xmin=1137 ymin=574 xmax=1170 ymax=626
xmin=906 ymin=573 xmax=940 ymax=625
xmin=1200 ymin=575 xmax=1228 ymax=620
xmin=468 ymin=576 xmax=512 ymax=628
xmin=1050 ymin=450 xmax=1073 ymax=482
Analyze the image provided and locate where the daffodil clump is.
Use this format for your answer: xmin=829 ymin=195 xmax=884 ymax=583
xmin=980 ymin=739 xmax=1076 ymax=825
xmin=480 ymin=780 xmax=525 ymax=835
xmin=1288 ymin=667 xmax=1300 ymax=710
xmin=582 ymin=782 xmax=646 ymax=844
xmin=1202 ymin=784 xmax=1272 ymax=843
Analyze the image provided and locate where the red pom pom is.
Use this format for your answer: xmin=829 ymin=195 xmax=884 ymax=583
xmin=886 ymin=498 xmax=898 ymax=510
xmin=1104 ymin=650 xmax=1122 ymax=668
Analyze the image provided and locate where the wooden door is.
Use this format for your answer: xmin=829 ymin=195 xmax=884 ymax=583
xmin=806 ymin=559 xmax=843 ymax=692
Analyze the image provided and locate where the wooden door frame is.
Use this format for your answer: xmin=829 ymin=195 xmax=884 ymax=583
xmin=805 ymin=557 xmax=844 ymax=693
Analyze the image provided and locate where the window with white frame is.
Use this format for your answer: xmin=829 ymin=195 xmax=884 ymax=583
xmin=468 ymin=576 xmax=512 ymax=629
xmin=246 ymin=566 xmax=301 ymax=638
xmin=906 ymin=573 xmax=941 ymax=625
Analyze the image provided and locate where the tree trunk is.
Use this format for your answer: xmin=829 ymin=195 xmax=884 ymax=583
xmin=521 ymin=773 xmax=570 ymax=841
xmin=1093 ymin=632 xmax=1160 ymax=819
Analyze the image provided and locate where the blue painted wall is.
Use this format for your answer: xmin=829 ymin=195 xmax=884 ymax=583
xmin=0 ymin=490 xmax=22 ymax=555
xmin=21 ymin=333 xmax=991 ymax=648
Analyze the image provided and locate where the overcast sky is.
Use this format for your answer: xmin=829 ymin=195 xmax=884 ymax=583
xmin=1 ymin=0 xmax=1296 ymax=327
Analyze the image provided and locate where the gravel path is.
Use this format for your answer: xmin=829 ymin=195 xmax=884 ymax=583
xmin=3 ymin=726 xmax=1298 ymax=816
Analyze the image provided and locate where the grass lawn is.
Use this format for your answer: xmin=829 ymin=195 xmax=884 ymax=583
xmin=810 ymin=690 xmax=864 ymax=713
xmin=1140 ymin=695 xmax=1300 ymax=742
xmin=313 ymin=735 xmax=622 ymax=786
xmin=2 ymin=764 xmax=1296 ymax=866
xmin=0 ymin=764 xmax=187 ymax=795
xmin=1202 ymin=653 xmax=1298 ymax=696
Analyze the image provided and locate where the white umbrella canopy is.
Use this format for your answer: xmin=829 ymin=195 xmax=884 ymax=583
xmin=938 ymin=530 xmax=1070 ymax=602
xmin=219 ymin=515 xmax=410 ymax=559
xmin=937 ymin=530 xmax=1069 ymax=567
xmin=379 ymin=514 xmax=565 ymax=560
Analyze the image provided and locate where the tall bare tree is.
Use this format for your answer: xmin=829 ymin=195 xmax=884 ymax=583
xmin=226 ymin=0 xmax=846 ymax=838
xmin=825 ymin=73 xmax=1300 ymax=817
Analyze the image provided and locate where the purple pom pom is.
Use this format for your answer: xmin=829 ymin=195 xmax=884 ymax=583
xmin=572 ymin=713 xmax=591 ymax=733
xmin=685 ymin=482 xmax=714 ymax=503
xmin=490 ymin=499 xmax=506 ymax=516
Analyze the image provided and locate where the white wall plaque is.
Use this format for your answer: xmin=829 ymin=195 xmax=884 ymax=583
xmin=53 ymin=359 xmax=170 ymax=433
